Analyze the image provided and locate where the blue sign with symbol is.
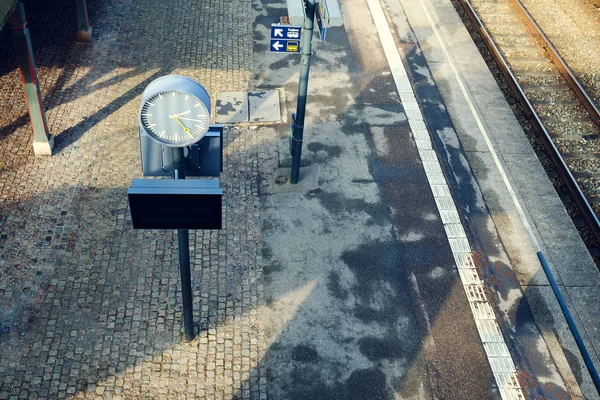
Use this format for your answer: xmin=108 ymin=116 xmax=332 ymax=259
xmin=270 ymin=24 xmax=302 ymax=53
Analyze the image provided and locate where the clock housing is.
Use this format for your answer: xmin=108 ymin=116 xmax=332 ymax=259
xmin=139 ymin=75 xmax=211 ymax=147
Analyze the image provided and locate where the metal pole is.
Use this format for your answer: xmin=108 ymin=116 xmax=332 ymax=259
xmin=172 ymin=148 xmax=195 ymax=342
xmin=10 ymin=2 xmax=54 ymax=156
xmin=290 ymin=0 xmax=316 ymax=184
xmin=74 ymin=0 xmax=92 ymax=42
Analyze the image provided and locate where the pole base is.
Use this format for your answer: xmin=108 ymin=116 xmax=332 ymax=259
xmin=76 ymin=27 xmax=92 ymax=43
xmin=32 ymin=135 xmax=54 ymax=156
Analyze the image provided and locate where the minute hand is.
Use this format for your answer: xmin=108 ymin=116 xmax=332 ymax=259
xmin=176 ymin=117 xmax=204 ymax=122
xmin=172 ymin=110 xmax=192 ymax=117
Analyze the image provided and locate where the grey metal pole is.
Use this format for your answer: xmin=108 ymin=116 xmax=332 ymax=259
xmin=172 ymin=148 xmax=195 ymax=342
xmin=290 ymin=0 xmax=316 ymax=184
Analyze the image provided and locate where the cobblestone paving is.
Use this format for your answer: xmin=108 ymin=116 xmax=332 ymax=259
xmin=0 ymin=0 xmax=266 ymax=398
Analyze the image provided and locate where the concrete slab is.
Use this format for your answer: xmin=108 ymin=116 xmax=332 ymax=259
xmin=393 ymin=0 xmax=600 ymax=395
xmin=248 ymin=90 xmax=281 ymax=123
xmin=502 ymin=152 xmax=558 ymax=197
xmin=567 ymin=287 xmax=600 ymax=354
xmin=524 ymin=285 xmax=594 ymax=398
xmin=215 ymin=91 xmax=248 ymax=123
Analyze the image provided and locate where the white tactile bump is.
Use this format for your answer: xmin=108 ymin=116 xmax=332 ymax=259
xmin=412 ymin=129 xmax=430 ymax=140
xmin=415 ymin=139 xmax=432 ymax=150
xmin=444 ymin=223 xmax=466 ymax=239
xmin=434 ymin=196 xmax=455 ymax=211
xmin=448 ymin=237 xmax=470 ymax=253
xmin=409 ymin=119 xmax=427 ymax=132
xmin=426 ymin=172 xmax=446 ymax=185
xmin=423 ymin=161 xmax=442 ymax=174
xmin=400 ymin=92 xmax=417 ymax=105
xmin=499 ymin=388 xmax=526 ymax=400
xmin=390 ymin=67 xmax=407 ymax=77
xmin=454 ymin=252 xmax=476 ymax=269
xmin=402 ymin=101 xmax=420 ymax=111
xmin=419 ymin=149 xmax=438 ymax=163
xmin=494 ymin=372 xmax=522 ymax=388
xmin=484 ymin=342 xmax=511 ymax=358
xmin=396 ymin=80 xmax=414 ymax=93
xmin=458 ymin=268 xmax=481 ymax=285
xmin=430 ymin=184 xmax=451 ymax=198
xmin=469 ymin=301 xmax=496 ymax=320
xmin=489 ymin=356 xmax=516 ymax=373
xmin=475 ymin=319 xmax=505 ymax=343
xmin=406 ymin=110 xmax=423 ymax=120
xmin=464 ymin=284 xmax=488 ymax=302
xmin=439 ymin=209 xmax=461 ymax=224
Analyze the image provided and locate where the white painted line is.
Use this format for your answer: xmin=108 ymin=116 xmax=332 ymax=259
xmin=416 ymin=0 xmax=539 ymax=251
xmin=365 ymin=0 xmax=525 ymax=397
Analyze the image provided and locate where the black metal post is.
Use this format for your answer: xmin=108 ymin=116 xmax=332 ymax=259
xmin=290 ymin=0 xmax=316 ymax=184
xmin=172 ymin=147 xmax=195 ymax=342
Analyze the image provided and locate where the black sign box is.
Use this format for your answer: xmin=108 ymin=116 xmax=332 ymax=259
xmin=128 ymin=179 xmax=222 ymax=230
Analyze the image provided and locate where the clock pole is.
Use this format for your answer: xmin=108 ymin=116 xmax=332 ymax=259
xmin=172 ymin=147 xmax=196 ymax=342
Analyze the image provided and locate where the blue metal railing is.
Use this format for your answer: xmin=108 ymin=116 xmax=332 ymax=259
xmin=537 ymin=251 xmax=600 ymax=394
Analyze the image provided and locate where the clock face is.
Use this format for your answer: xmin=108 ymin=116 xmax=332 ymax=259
xmin=140 ymin=90 xmax=210 ymax=147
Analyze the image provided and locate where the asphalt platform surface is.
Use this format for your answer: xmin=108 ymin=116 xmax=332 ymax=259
xmin=0 ymin=0 xmax=598 ymax=398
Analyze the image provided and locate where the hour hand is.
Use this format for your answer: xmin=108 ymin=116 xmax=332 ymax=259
xmin=171 ymin=115 xmax=194 ymax=138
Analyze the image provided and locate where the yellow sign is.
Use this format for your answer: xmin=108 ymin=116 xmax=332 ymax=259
xmin=286 ymin=41 xmax=299 ymax=52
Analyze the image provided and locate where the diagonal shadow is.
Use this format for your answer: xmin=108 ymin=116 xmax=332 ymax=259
xmin=52 ymin=67 xmax=170 ymax=153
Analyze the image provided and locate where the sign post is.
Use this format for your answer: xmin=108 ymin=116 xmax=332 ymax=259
xmin=290 ymin=0 xmax=316 ymax=184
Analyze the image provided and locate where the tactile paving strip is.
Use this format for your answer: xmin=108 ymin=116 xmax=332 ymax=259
xmin=366 ymin=0 xmax=526 ymax=397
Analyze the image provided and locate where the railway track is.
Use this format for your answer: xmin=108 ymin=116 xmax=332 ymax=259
xmin=451 ymin=0 xmax=600 ymax=265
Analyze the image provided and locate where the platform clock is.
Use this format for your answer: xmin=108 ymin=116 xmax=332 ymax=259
xmin=139 ymin=75 xmax=211 ymax=147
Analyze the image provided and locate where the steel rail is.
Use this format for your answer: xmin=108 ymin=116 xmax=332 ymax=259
xmin=510 ymin=0 xmax=600 ymax=126
xmin=458 ymin=0 xmax=600 ymax=246
xmin=457 ymin=0 xmax=600 ymax=395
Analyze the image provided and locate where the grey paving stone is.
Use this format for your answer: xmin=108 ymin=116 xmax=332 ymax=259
xmin=0 ymin=0 xmax=263 ymax=397
xmin=248 ymin=90 xmax=281 ymax=123
xmin=215 ymin=92 xmax=249 ymax=124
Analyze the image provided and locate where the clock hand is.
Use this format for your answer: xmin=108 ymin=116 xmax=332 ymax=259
xmin=171 ymin=115 xmax=194 ymax=138
xmin=176 ymin=117 xmax=204 ymax=122
xmin=172 ymin=110 xmax=192 ymax=117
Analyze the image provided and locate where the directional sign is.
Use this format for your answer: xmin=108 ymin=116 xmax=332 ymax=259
xmin=316 ymin=4 xmax=327 ymax=41
xmin=270 ymin=24 xmax=302 ymax=53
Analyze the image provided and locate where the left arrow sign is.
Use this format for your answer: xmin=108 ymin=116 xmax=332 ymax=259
xmin=272 ymin=41 xmax=283 ymax=51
